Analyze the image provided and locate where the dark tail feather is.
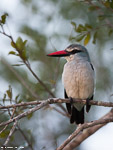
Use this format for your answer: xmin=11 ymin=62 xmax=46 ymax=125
xmin=70 ymin=106 xmax=84 ymax=124
xmin=86 ymin=95 xmax=93 ymax=113
xmin=66 ymin=103 xmax=71 ymax=114
xmin=64 ymin=89 xmax=84 ymax=124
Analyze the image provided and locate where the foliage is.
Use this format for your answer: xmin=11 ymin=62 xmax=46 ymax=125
xmin=0 ymin=13 xmax=8 ymax=24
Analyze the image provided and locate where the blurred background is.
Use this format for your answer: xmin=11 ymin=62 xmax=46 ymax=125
xmin=0 ymin=0 xmax=113 ymax=150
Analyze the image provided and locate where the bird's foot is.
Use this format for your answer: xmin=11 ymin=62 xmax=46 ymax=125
xmin=86 ymin=98 xmax=91 ymax=113
xmin=86 ymin=95 xmax=93 ymax=113
xmin=69 ymin=97 xmax=73 ymax=104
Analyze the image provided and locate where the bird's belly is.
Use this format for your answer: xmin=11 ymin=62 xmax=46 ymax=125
xmin=62 ymin=62 xmax=94 ymax=110
xmin=64 ymin=73 xmax=94 ymax=99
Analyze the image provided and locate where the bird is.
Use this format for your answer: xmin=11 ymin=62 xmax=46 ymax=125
xmin=47 ymin=44 xmax=95 ymax=124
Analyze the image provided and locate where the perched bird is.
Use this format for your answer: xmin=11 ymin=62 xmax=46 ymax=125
xmin=47 ymin=44 xmax=95 ymax=124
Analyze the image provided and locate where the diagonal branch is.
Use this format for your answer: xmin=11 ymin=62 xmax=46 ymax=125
xmin=0 ymin=28 xmax=55 ymax=98
xmin=1 ymin=59 xmax=40 ymax=99
xmin=0 ymin=100 xmax=50 ymax=127
xmin=57 ymin=109 xmax=113 ymax=150
xmin=24 ymin=60 xmax=55 ymax=97
xmin=2 ymin=119 xmax=18 ymax=149
xmin=0 ymin=107 xmax=16 ymax=135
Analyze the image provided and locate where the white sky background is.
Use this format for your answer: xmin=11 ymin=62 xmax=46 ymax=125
xmin=0 ymin=0 xmax=113 ymax=150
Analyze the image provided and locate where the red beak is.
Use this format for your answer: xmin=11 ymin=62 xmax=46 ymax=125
xmin=47 ymin=50 xmax=69 ymax=57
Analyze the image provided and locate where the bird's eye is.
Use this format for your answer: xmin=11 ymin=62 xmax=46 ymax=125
xmin=70 ymin=49 xmax=82 ymax=54
xmin=71 ymin=50 xmax=76 ymax=54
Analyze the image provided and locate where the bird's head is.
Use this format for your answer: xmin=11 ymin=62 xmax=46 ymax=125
xmin=47 ymin=44 xmax=90 ymax=62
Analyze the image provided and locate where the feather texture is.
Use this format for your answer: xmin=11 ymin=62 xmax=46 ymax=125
xmin=62 ymin=47 xmax=95 ymax=124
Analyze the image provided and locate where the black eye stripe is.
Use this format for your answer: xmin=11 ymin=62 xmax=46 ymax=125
xmin=68 ymin=49 xmax=82 ymax=54
xmin=70 ymin=50 xmax=76 ymax=54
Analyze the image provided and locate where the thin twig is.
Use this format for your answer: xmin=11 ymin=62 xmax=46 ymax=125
xmin=2 ymin=119 xmax=18 ymax=149
xmin=24 ymin=60 xmax=55 ymax=97
xmin=0 ymin=108 xmax=16 ymax=135
xmin=1 ymin=59 xmax=40 ymax=99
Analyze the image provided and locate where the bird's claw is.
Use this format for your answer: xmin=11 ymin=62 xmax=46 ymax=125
xmin=69 ymin=97 xmax=73 ymax=104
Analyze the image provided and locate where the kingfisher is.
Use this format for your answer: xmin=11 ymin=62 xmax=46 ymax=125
xmin=47 ymin=44 xmax=95 ymax=124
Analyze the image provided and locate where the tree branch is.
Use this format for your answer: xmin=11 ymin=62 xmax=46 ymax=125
xmin=0 ymin=100 xmax=50 ymax=127
xmin=0 ymin=98 xmax=113 ymax=110
xmin=0 ymin=107 xmax=16 ymax=135
xmin=2 ymin=119 xmax=18 ymax=149
xmin=0 ymin=98 xmax=113 ymax=128
xmin=1 ymin=59 xmax=40 ymax=99
xmin=57 ymin=109 xmax=113 ymax=150
xmin=0 ymin=27 xmax=55 ymax=98
xmin=24 ymin=60 xmax=55 ymax=97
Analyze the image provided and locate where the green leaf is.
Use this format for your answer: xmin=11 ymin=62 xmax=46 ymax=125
xmin=18 ymin=99 xmax=22 ymax=103
xmin=15 ymin=37 xmax=28 ymax=60
xmin=0 ymin=130 xmax=9 ymax=138
xmin=93 ymin=31 xmax=97 ymax=44
xmin=8 ymin=51 xmax=16 ymax=55
xmin=6 ymin=90 xmax=12 ymax=99
xmin=1 ymin=13 xmax=8 ymax=24
xmin=11 ymin=41 xmax=16 ymax=48
xmin=69 ymin=37 xmax=75 ymax=41
xmin=21 ymin=49 xmax=27 ymax=60
xmin=16 ymin=37 xmax=27 ymax=51
xmin=15 ymin=94 xmax=20 ymax=103
xmin=3 ymin=93 xmax=6 ymax=104
xmin=84 ymin=33 xmax=91 ymax=46
xmin=6 ymin=85 xmax=12 ymax=99
xmin=75 ymin=34 xmax=86 ymax=42
xmin=8 ymin=51 xmax=19 ymax=56
xmin=76 ymin=24 xmax=87 ymax=33
xmin=16 ymin=37 xmax=23 ymax=50
xmin=85 ymin=24 xmax=92 ymax=29
xmin=23 ymin=40 xmax=27 ymax=46
xmin=12 ymin=64 xmax=24 ymax=66
xmin=71 ymin=21 xmax=76 ymax=28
